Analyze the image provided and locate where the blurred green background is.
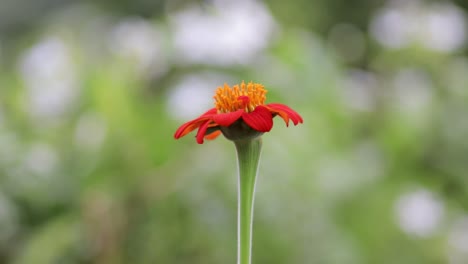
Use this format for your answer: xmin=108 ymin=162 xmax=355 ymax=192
xmin=1 ymin=0 xmax=468 ymax=263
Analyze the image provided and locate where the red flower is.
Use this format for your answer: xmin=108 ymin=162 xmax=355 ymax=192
xmin=174 ymin=82 xmax=303 ymax=144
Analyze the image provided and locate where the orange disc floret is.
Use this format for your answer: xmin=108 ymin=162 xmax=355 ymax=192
xmin=214 ymin=81 xmax=267 ymax=113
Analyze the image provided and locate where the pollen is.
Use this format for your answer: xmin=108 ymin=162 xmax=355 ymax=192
xmin=214 ymin=82 xmax=267 ymax=113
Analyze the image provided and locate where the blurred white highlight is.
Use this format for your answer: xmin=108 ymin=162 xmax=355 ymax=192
xmin=370 ymin=1 xmax=466 ymax=52
xmin=19 ymin=36 xmax=78 ymax=120
xmin=371 ymin=8 xmax=411 ymax=49
xmin=109 ymin=17 xmax=168 ymax=76
xmin=169 ymin=0 xmax=275 ymax=65
xmin=395 ymin=188 xmax=444 ymax=237
xmin=424 ymin=3 xmax=466 ymax=52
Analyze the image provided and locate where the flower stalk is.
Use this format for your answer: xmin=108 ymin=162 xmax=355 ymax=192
xmin=234 ymin=137 xmax=262 ymax=264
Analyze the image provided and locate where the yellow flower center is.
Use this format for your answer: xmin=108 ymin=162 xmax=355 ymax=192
xmin=214 ymin=82 xmax=267 ymax=113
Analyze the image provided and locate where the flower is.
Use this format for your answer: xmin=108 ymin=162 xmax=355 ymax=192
xmin=174 ymin=81 xmax=303 ymax=143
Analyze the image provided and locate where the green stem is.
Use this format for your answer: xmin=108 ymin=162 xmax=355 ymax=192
xmin=234 ymin=138 xmax=262 ymax=264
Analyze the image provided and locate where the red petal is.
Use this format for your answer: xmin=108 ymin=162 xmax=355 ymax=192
xmin=196 ymin=120 xmax=211 ymax=144
xmin=242 ymin=106 xmax=273 ymax=132
xmin=270 ymin=109 xmax=291 ymax=126
xmin=174 ymin=108 xmax=217 ymax=139
xmin=212 ymin=109 xmax=244 ymax=126
xmin=174 ymin=118 xmax=208 ymax=139
xmin=266 ymin=103 xmax=303 ymax=125
xmin=204 ymin=130 xmax=222 ymax=140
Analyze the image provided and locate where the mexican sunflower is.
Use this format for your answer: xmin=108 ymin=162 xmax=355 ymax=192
xmin=174 ymin=82 xmax=303 ymax=143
